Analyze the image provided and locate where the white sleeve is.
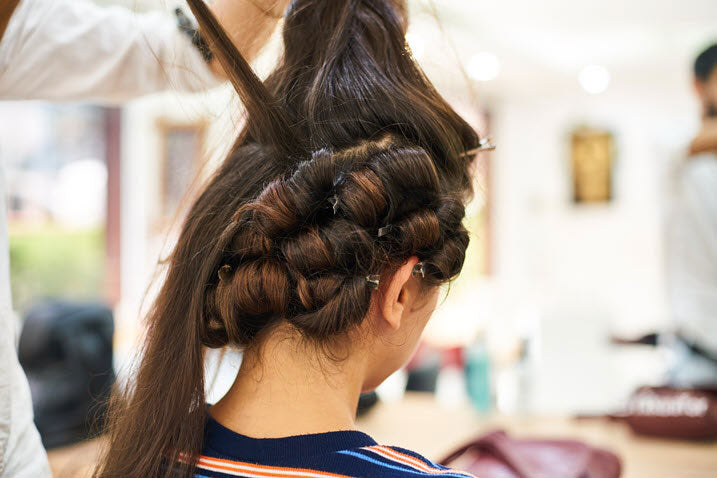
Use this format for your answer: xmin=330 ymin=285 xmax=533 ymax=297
xmin=0 ymin=0 xmax=221 ymax=103
xmin=0 ymin=330 xmax=51 ymax=478
xmin=681 ymin=156 xmax=717 ymax=248
xmin=667 ymin=155 xmax=717 ymax=355
xmin=0 ymin=167 xmax=51 ymax=477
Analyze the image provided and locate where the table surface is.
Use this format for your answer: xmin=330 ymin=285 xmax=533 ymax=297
xmin=48 ymin=392 xmax=717 ymax=478
xmin=355 ymin=393 xmax=717 ymax=478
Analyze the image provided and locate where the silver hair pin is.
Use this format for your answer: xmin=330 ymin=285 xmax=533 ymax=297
xmin=412 ymin=262 xmax=426 ymax=278
xmin=328 ymin=195 xmax=340 ymax=214
xmin=332 ymin=172 xmax=347 ymax=188
xmin=377 ymin=225 xmax=392 ymax=237
xmin=460 ymin=137 xmax=496 ymax=158
xmin=366 ymin=274 xmax=381 ymax=289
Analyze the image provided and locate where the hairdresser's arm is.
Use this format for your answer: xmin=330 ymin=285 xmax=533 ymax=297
xmin=0 ymin=0 xmax=286 ymax=103
xmin=0 ymin=0 xmax=216 ymax=102
xmin=208 ymin=0 xmax=290 ymax=78
xmin=0 ymin=170 xmax=51 ymax=477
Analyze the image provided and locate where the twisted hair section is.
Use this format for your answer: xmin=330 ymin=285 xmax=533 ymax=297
xmin=202 ymin=136 xmax=469 ymax=348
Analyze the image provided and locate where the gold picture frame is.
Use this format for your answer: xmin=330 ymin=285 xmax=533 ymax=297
xmin=570 ymin=127 xmax=614 ymax=204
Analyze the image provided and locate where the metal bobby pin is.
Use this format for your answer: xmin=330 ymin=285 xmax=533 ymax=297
xmin=328 ymin=195 xmax=340 ymax=214
xmin=377 ymin=225 xmax=392 ymax=237
xmin=366 ymin=274 xmax=381 ymax=289
xmin=459 ymin=137 xmax=496 ymax=158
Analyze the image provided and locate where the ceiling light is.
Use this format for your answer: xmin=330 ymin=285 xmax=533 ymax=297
xmin=467 ymin=52 xmax=500 ymax=82
xmin=578 ymin=65 xmax=610 ymax=94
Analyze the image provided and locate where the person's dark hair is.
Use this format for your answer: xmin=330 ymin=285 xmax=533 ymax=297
xmin=695 ymin=43 xmax=717 ymax=82
xmin=95 ymin=0 xmax=481 ymax=476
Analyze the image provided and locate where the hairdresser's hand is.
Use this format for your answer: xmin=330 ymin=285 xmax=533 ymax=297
xmin=689 ymin=117 xmax=717 ymax=156
xmin=208 ymin=0 xmax=290 ymax=78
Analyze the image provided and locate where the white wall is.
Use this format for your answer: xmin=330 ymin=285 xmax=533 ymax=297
xmin=485 ymin=82 xmax=701 ymax=412
xmin=492 ymin=86 xmax=698 ymax=332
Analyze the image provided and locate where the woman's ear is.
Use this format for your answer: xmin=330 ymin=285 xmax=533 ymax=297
xmin=378 ymin=256 xmax=420 ymax=331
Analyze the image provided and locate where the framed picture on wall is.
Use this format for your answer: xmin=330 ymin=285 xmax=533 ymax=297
xmin=570 ymin=127 xmax=614 ymax=204
xmin=157 ymin=119 xmax=206 ymax=219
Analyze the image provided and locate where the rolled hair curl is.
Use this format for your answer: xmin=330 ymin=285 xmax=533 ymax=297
xmin=96 ymin=1 xmax=481 ymax=477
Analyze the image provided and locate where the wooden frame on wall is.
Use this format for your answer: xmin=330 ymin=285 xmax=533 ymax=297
xmin=156 ymin=119 xmax=207 ymax=222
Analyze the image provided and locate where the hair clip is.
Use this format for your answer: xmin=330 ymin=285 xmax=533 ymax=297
xmin=459 ymin=137 xmax=496 ymax=158
xmin=366 ymin=274 xmax=381 ymax=289
xmin=412 ymin=261 xmax=426 ymax=278
xmin=218 ymin=264 xmax=233 ymax=282
xmin=378 ymin=225 xmax=392 ymax=237
xmin=332 ymin=172 xmax=348 ymax=189
xmin=328 ymin=195 xmax=340 ymax=214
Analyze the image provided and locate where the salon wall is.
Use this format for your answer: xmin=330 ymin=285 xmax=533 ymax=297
xmin=491 ymin=90 xmax=697 ymax=333
xmin=481 ymin=75 xmax=701 ymax=413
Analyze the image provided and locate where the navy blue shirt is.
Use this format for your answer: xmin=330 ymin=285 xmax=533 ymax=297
xmin=196 ymin=411 xmax=476 ymax=477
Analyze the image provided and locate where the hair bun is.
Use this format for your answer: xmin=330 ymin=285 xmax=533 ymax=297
xmin=208 ymin=136 xmax=471 ymax=343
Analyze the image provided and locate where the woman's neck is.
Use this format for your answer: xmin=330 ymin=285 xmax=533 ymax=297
xmin=209 ymin=330 xmax=367 ymax=438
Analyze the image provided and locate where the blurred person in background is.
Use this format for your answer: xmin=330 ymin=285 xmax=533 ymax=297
xmin=664 ymin=43 xmax=717 ymax=387
xmin=0 ymin=0 xmax=287 ymax=476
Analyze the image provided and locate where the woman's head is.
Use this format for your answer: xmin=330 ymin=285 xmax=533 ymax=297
xmin=97 ymin=0 xmax=481 ymax=476
xmin=206 ymin=133 xmax=469 ymax=388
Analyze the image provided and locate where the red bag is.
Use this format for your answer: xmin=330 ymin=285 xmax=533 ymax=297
xmin=440 ymin=430 xmax=621 ymax=478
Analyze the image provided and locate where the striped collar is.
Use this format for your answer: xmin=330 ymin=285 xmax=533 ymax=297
xmin=204 ymin=409 xmax=377 ymax=463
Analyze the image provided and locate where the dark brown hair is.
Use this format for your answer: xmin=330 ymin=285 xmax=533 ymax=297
xmin=695 ymin=43 xmax=717 ymax=82
xmin=96 ymin=0 xmax=480 ymax=476
xmin=0 ymin=0 xmax=21 ymax=43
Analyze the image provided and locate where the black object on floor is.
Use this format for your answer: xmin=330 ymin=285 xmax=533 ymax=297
xmin=18 ymin=300 xmax=115 ymax=450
